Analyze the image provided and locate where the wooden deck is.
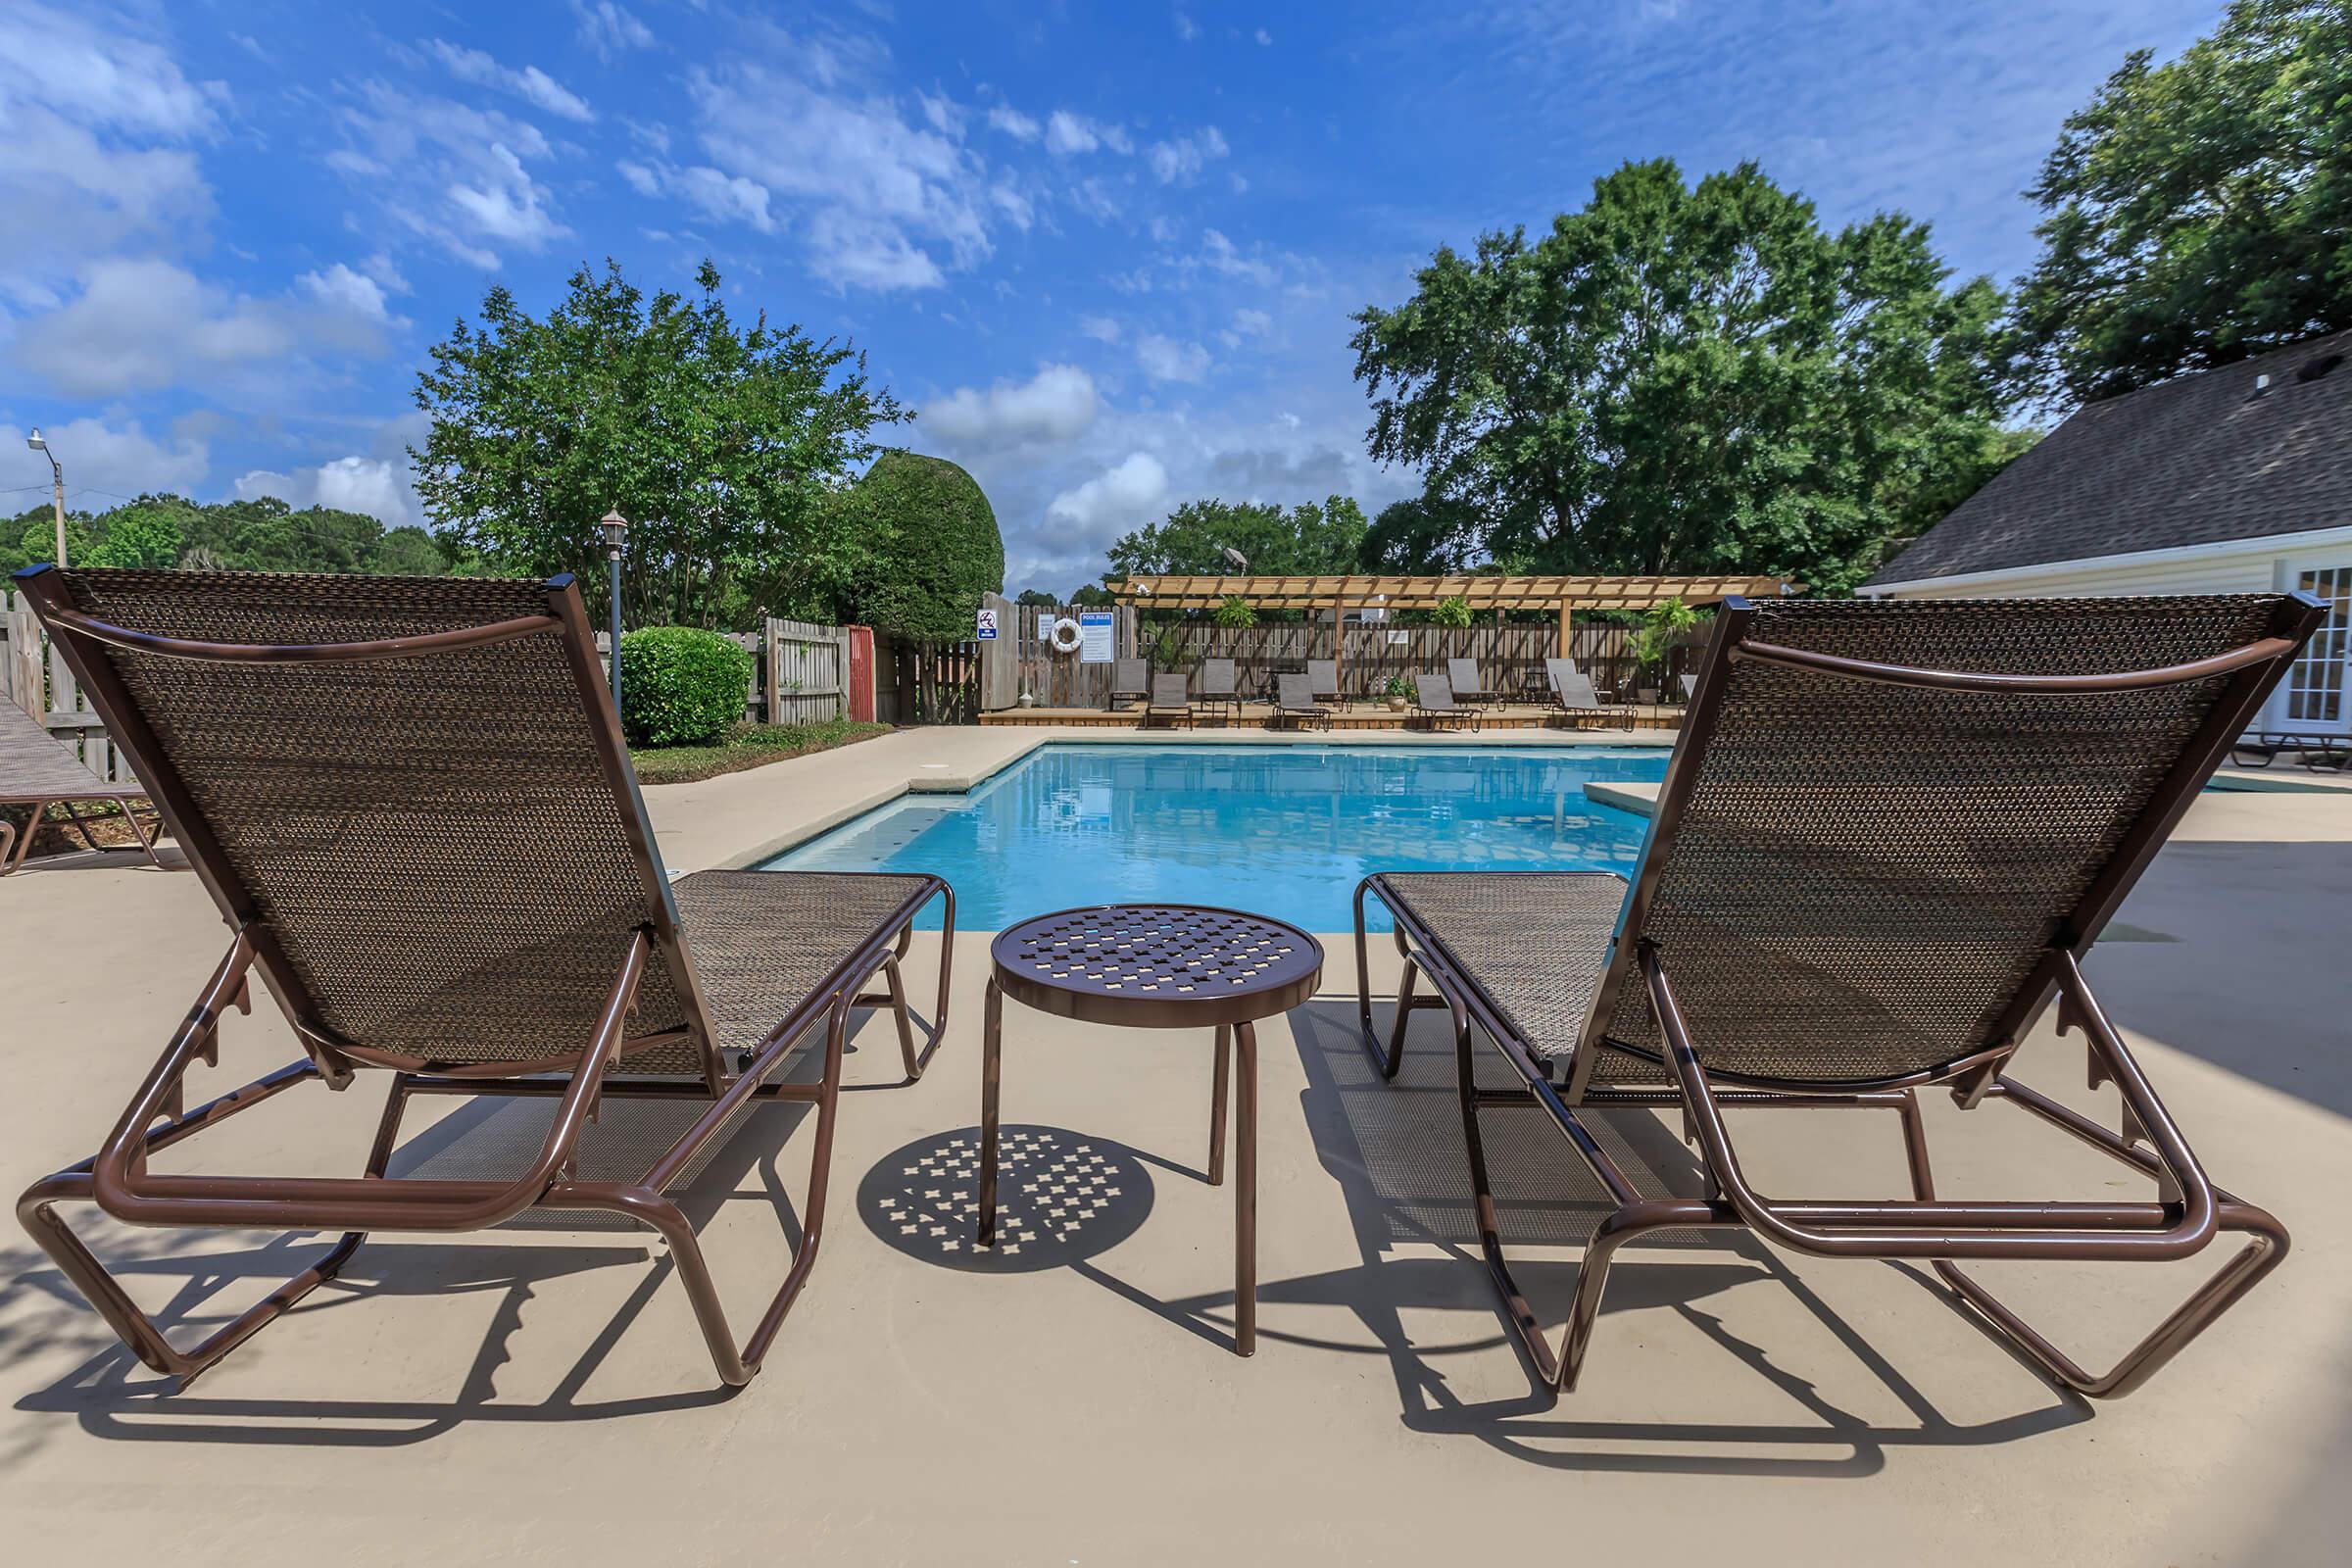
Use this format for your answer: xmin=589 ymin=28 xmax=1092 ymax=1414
xmin=979 ymin=701 xmax=1680 ymax=731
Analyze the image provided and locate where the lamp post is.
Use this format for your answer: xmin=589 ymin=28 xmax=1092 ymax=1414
xmin=25 ymin=428 xmax=64 ymax=566
xmin=600 ymin=509 xmax=628 ymax=718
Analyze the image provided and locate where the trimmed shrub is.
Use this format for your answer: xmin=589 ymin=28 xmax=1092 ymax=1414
xmin=848 ymin=450 xmax=1004 ymax=642
xmin=617 ymin=626 xmax=754 ymax=747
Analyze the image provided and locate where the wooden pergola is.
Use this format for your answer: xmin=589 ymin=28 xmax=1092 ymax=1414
xmin=1107 ymin=572 xmax=1798 ymax=688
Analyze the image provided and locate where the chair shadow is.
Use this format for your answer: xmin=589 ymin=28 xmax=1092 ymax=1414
xmin=1201 ymin=997 xmax=2090 ymax=1477
xmin=4 ymin=1010 xmax=909 ymax=1446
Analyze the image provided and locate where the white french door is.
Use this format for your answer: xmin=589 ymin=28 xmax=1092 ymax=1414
xmin=2278 ymin=564 xmax=2351 ymax=736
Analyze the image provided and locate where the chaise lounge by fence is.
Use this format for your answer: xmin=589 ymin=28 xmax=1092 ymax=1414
xmin=1356 ymin=591 xmax=2324 ymax=1400
xmin=10 ymin=565 xmax=955 ymax=1391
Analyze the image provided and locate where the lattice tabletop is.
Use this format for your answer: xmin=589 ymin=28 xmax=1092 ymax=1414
xmin=989 ymin=904 xmax=1323 ymax=1027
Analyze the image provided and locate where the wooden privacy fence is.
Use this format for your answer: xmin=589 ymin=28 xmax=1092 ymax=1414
xmin=1 ymin=587 xmax=140 ymax=784
xmin=971 ymin=602 xmax=1697 ymax=708
xmin=877 ymin=633 xmax=981 ymax=724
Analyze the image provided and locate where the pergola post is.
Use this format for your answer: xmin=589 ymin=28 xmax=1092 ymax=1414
xmin=1557 ymin=603 xmax=1572 ymax=660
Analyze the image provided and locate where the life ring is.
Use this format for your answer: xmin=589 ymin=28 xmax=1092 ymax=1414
xmin=1049 ymin=616 xmax=1083 ymax=655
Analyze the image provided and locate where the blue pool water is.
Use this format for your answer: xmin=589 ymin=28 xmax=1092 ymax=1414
xmin=760 ymin=744 xmax=1667 ymax=931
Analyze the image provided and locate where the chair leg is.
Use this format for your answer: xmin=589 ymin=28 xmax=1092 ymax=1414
xmin=1893 ymin=1092 xmax=2291 ymax=1399
xmin=1 ymin=800 xmax=49 ymax=873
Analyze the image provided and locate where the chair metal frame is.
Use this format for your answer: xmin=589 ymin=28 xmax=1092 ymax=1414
xmin=12 ymin=565 xmax=954 ymax=1391
xmin=1355 ymin=591 xmax=2323 ymax=1399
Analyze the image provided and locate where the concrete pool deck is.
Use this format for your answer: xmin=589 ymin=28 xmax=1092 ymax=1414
xmin=2 ymin=728 xmax=2349 ymax=1566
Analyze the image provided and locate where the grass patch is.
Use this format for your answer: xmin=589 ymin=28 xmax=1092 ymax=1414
xmin=631 ymin=716 xmax=892 ymax=785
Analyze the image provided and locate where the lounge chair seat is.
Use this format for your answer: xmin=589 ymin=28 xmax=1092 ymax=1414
xmin=0 ymin=700 xmax=165 ymax=873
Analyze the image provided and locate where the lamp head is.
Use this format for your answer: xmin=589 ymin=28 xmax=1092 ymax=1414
xmin=25 ymin=428 xmax=46 ymax=454
xmin=599 ymin=509 xmax=629 ymax=552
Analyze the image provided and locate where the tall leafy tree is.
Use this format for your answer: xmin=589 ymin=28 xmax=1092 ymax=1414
xmin=412 ymin=259 xmax=905 ymax=630
xmin=1105 ymin=496 xmax=1367 ymax=579
xmin=1350 ymin=159 xmax=2009 ymax=594
xmin=2008 ymin=0 xmax=2352 ymax=406
xmin=1357 ymin=495 xmax=1486 ymax=574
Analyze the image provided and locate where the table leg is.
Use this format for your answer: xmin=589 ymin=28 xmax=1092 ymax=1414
xmin=1208 ymin=1023 xmax=1231 ymax=1187
xmin=1235 ymin=1018 xmax=1257 ymax=1357
xmin=977 ymin=977 xmax=1004 ymax=1246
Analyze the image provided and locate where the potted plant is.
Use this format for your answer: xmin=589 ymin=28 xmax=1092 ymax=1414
xmin=1383 ymin=674 xmax=1412 ymax=712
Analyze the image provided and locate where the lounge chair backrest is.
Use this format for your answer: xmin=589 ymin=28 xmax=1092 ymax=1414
xmin=1447 ymin=658 xmax=1481 ymax=693
xmin=1277 ymin=672 xmax=1314 ymax=710
xmin=1200 ymin=658 xmax=1237 ymax=695
xmin=19 ymin=566 xmax=710 ymax=1079
xmin=1578 ymin=594 xmax=2322 ymax=1089
xmin=1306 ymin=660 xmax=1340 ymax=699
xmin=1151 ymin=673 xmax=1189 ymax=707
xmin=1549 ymin=664 xmax=1600 ymax=709
xmin=1112 ymin=658 xmax=1147 ymax=694
xmin=1413 ymin=673 xmax=1455 ymax=710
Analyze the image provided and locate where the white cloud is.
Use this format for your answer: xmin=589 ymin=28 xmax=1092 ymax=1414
xmin=616 ymin=159 xmax=662 ymax=196
xmin=328 ymin=83 xmax=568 ymax=266
xmin=1045 ymin=110 xmax=1131 ymax=157
xmin=619 ymin=159 xmax=778 ymax=231
xmin=1078 ymin=315 xmax=1122 ymax=344
xmin=426 ymin=40 xmax=595 ymax=122
xmin=10 ymin=4 xmax=220 ymax=137
xmin=1256 ymin=28 xmax=1274 ymax=46
xmin=13 ymin=259 xmax=392 ymax=398
xmin=1200 ymin=227 xmax=1277 ymax=284
xmin=447 ymin=144 xmax=565 ymax=245
xmin=1174 ymin=11 xmax=1200 ymax=42
xmin=234 ymin=456 xmax=421 ymax=528
xmin=987 ymin=105 xmax=1041 ymax=141
xmin=1146 ymin=124 xmax=1228 ymax=184
xmin=1135 ymin=333 xmax=1210 ymax=383
xmin=686 ymin=48 xmax=995 ymax=292
xmin=0 ymin=416 xmax=209 ymax=501
xmin=1046 ymin=452 xmax=1170 ymax=541
xmin=298 ymin=263 xmax=400 ymax=323
xmin=923 ymin=364 xmax=1101 ymax=449
xmin=573 ymin=1 xmax=656 ymax=60
xmin=990 ymin=180 xmax=1035 ymax=229
xmin=1232 ymin=308 xmax=1273 ymax=336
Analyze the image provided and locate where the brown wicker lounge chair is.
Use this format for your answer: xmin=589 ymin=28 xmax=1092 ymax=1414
xmin=0 ymin=699 xmax=165 ymax=873
xmin=11 ymin=565 xmax=955 ymax=1392
xmin=1356 ymin=592 xmax=2325 ymax=1402
xmin=1108 ymin=657 xmax=1150 ymax=710
xmin=1143 ymin=671 xmax=1192 ymax=728
xmin=1411 ymin=672 xmax=1480 ymax=731
xmin=1446 ymin=658 xmax=1501 ymax=708
xmin=1270 ymin=672 xmax=1332 ymax=731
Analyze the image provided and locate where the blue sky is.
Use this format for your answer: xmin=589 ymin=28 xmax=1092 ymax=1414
xmin=1 ymin=0 xmax=2222 ymax=595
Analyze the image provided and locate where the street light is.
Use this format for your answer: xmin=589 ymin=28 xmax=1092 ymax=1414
xmin=25 ymin=427 xmax=64 ymax=566
xmin=1218 ymin=545 xmax=1249 ymax=573
xmin=600 ymin=509 xmax=628 ymax=717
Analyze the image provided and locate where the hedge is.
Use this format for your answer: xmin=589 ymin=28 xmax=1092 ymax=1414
xmin=849 ymin=450 xmax=1004 ymax=643
xmin=617 ymin=626 xmax=754 ymax=747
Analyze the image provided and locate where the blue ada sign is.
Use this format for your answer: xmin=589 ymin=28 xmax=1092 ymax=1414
xmin=975 ymin=606 xmax=999 ymax=640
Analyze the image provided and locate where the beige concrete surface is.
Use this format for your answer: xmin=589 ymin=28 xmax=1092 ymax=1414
xmin=2 ymin=758 xmax=2348 ymax=1567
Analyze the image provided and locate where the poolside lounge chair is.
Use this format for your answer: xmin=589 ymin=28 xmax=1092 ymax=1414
xmin=1411 ymin=673 xmax=1481 ymax=732
xmin=1307 ymin=659 xmax=1348 ymax=710
xmin=1196 ymin=658 xmax=1243 ymax=724
xmin=0 ymin=698 xmax=165 ymax=873
xmin=11 ymin=565 xmax=955 ymax=1392
xmin=1143 ymin=672 xmax=1193 ymax=729
xmin=1270 ymin=672 xmax=1332 ymax=731
xmin=1446 ymin=658 xmax=1501 ymax=708
xmin=1356 ymin=592 xmax=2324 ymax=1401
xmin=1107 ymin=658 xmax=1150 ymax=710
xmin=1544 ymin=660 xmax=1628 ymax=730
xmin=2230 ymin=729 xmax=2348 ymax=771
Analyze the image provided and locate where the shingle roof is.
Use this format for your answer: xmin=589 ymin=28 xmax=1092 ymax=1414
xmin=1866 ymin=329 xmax=2352 ymax=587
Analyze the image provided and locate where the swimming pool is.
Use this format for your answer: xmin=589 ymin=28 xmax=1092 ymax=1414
xmin=758 ymin=743 xmax=1667 ymax=932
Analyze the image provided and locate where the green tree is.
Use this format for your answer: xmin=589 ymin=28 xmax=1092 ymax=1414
xmin=0 ymin=505 xmax=94 ymax=575
xmin=1106 ymin=496 xmax=1368 ymax=580
xmin=412 ymin=258 xmax=905 ymax=631
xmin=1358 ymin=495 xmax=1485 ymax=574
xmin=846 ymin=450 xmax=1004 ymax=718
xmin=1351 ymin=159 xmax=2009 ymax=594
xmin=1068 ymin=582 xmax=1115 ymax=608
xmin=2007 ymin=1 xmax=2352 ymax=406
xmin=82 ymin=501 xmax=183 ymax=568
xmin=369 ymin=525 xmax=452 ymax=575
xmin=1014 ymin=588 xmax=1060 ymax=609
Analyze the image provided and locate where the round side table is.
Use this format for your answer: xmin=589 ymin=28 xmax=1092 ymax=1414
xmin=976 ymin=904 xmax=1323 ymax=1356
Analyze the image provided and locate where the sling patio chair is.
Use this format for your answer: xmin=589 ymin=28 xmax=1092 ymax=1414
xmin=1196 ymin=658 xmax=1244 ymax=724
xmin=1355 ymin=591 xmax=2324 ymax=1402
xmin=1446 ymin=657 xmax=1502 ymax=709
xmin=1107 ymin=657 xmax=1150 ymax=710
xmin=1411 ymin=672 xmax=1481 ymax=732
xmin=11 ymin=564 xmax=956 ymax=1392
xmin=1544 ymin=660 xmax=1631 ymax=730
xmin=1143 ymin=671 xmax=1194 ymax=729
xmin=0 ymin=697 xmax=167 ymax=873
xmin=1306 ymin=659 xmax=1350 ymax=710
xmin=1270 ymin=672 xmax=1333 ymax=731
